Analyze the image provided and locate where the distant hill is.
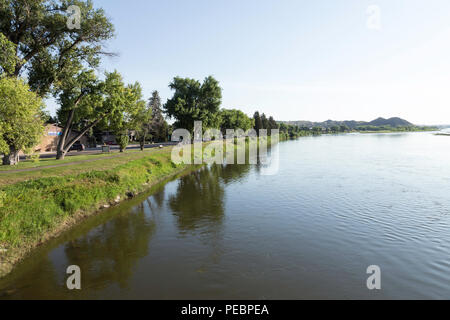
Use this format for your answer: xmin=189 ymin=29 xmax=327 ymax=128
xmin=368 ymin=117 xmax=413 ymax=127
xmin=280 ymin=117 xmax=414 ymax=129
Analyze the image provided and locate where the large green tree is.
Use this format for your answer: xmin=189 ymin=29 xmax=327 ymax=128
xmin=0 ymin=0 xmax=115 ymax=96
xmin=111 ymin=81 xmax=146 ymax=152
xmin=0 ymin=77 xmax=44 ymax=165
xmin=148 ymin=90 xmax=168 ymax=142
xmin=253 ymin=111 xmax=263 ymax=136
xmin=268 ymin=116 xmax=278 ymax=129
xmin=219 ymin=109 xmax=254 ymax=135
xmin=132 ymin=99 xmax=152 ymax=151
xmin=164 ymin=76 xmax=222 ymax=132
xmin=261 ymin=113 xmax=269 ymax=130
xmin=55 ymin=70 xmax=142 ymax=159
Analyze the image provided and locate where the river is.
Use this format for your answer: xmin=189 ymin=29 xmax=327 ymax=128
xmin=1 ymin=132 xmax=450 ymax=299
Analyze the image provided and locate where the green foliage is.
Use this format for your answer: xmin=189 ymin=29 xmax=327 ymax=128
xmin=312 ymin=126 xmax=323 ymax=135
xmin=24 ymin=147 xmax=41 ymax=163
xmin=117 ymin=134 xmax=129 ymax=152
xmin=219 ymin=109 xmax=254 ymax=134
xmin=0 ymin=33 xmax=21 ymax=75
xmin=132 ymin=90 xmax=170 ymax=146
xmin=253 ymin=111 xmax=262 ymax=134
xmin=261 ymin=113 xmax=269 ymax=131
xmin=355 ymin=125 xmax=433 ymax=132
xmin=268 ymin=116 xmax=278 ymax=130
xmin=148 ymin=91 xmax=169 ymax=142
xmin=0 ymin=77 xmax=44 ymax=157
xmin=55 ymin=70 xmax=145 ymax=158
xmin=0 ymin=0 xmax=115 ymax=96
xmin=279 ymin=122 xmax=314 ymax=139
xmin=330 ymin=125 xmax=340 ymax=133
xmin=164 ymin=76 xmax=222 ymax=132
xmin=0 ymin=190 xmax=5 ymax=208
xmin=253 ymin=111 xmax=278 ymax=135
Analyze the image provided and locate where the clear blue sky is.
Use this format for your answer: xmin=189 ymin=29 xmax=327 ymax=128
xmin=48 ymin=0 xmax=450 ymax=124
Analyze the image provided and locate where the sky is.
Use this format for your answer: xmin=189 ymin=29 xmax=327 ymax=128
xmin=47 ymin=0 xmax=450 ymax=125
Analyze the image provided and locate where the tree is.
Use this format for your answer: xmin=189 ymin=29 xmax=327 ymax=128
xmin=112 ymin=81 xmax=146 ymax=152
xmin=0 ymin=77 xmax=44 ymax=165
xmin=55 ymin=70 xmax=141 ymax=159
xmin=261 ymin=113 xmax=269 ymax=130
xmin=330 ymin=125 xmax=340 ymax=133
xmin=253 ymin=111 xmax=262 ymax=136
xmin=164 ymin=76 xmax=222 ymax=132
xmin=312 ymin=126 xmax=322 ymax=135
xmin=117 ymin=133 xmax=129 ymax=153
xmin=0 ymin=0 xmax=115 ymax=97
xmin=148 ymin=90 xmax=167 ymax=142
xmin=219 ymin=109 xmax=253 ymax=135
xmin=268 ymin=116 xmax=278 ymax=129
xmin=132 ymin=96 xmax=152 ymax=151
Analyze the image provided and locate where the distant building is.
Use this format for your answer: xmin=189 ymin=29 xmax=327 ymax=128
xmin=99 ymin=131 xmax=117 ymax=145
xmin=33 ymin=124 xmax=88 ymax=153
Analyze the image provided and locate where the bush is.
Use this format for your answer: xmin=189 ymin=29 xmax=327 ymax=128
xmin=24 ymin=148 xmax=40 ymax=163
xmin=117 ymin=134 xmax=129 ymax=152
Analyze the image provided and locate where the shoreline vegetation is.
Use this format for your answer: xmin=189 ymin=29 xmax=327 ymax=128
xmin=278 ymin=116 xmax=438 ymax=139
xmin=279 ymin=125 xmax=437 ymax=140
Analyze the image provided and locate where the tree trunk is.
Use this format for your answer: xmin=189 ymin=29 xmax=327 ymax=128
xmin=140 ymin=133 xmax=145 ymax=151
xmin=2 ymin=147 xmax=20 ymax=166
xmin=56 ymin=112 xmax=105 ymax=160
xmin=56 ymin=149 xmax=66 ymax=160
xmin=56 ymin=108 xmax=75 ymax=160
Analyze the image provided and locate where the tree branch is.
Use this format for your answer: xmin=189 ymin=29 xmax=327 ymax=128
xmin=63 ymin=114 xmax=109 ymax=152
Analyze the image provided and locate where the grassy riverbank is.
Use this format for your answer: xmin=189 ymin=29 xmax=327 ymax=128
xmin=0 ymin=146 xmax=200 ymax=278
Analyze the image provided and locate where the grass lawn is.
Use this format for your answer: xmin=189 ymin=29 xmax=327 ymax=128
xmin=0 ymin=148 xmax=170 ymax=186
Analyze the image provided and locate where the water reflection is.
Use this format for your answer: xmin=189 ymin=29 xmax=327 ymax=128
xmin=63 ymin=205 xmax=156 ymax=291
xmin=0 ymin=196 xmax=157 ymax=299
xmin=168 ymin=164 xmax=251 ymax=233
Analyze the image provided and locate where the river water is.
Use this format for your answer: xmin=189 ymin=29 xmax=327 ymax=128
xmin=1 ymin=132 xmax=450 ymax=299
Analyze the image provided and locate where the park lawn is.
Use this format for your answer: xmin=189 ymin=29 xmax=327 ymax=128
xmin=0 ymin=148 xmax=170 ymax=186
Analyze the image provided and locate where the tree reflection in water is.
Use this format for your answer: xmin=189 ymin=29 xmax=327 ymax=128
xmin=0 ymin=198 xmax=156 ymax=299
xmin=168 ymin=164 xmax=251 ymax=234
xmin=63 ymin=205 xmax=155 ymax=291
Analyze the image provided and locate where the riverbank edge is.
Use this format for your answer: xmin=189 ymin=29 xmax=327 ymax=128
xmin=0 ymin=153 xmax=204 ymax=279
